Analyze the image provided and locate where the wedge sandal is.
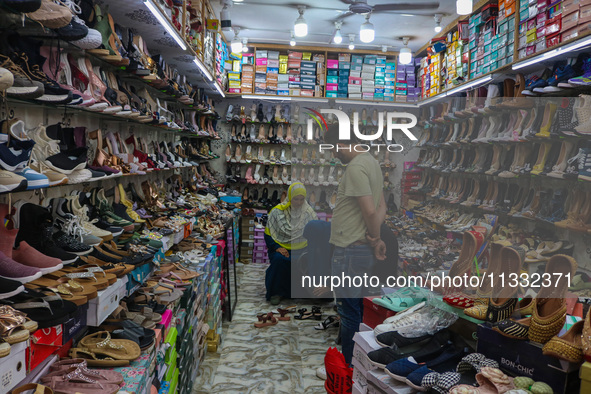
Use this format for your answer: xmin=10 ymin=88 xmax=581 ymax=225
xmin=79 ymin=331 xmax=140 ymax=361
xmin=68 ymin=348 xmax=129 ymax=367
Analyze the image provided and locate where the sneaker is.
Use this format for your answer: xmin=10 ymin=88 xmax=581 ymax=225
xmin=0 ymin=139 xmax=35 ymax=171
xmin=55 ymin=15 xmax=89 ymax=41
xmin=578 ymin=148 xmax=591 ymax=182
xmin=0 ymin=276 xmax=25 ymax=299
xmin=569 ymin=58 xmax=591 ymax=86
xmin=29 ymin=160 xmax=68 ymax=186
xmin=0 ymin=55 xmax=44 ymax=99
xmin=90 ymin=188 xmax=134 ymax=231
xmin=316 ymin=366 xmax=327 ymax=380
xmin=67 ymin=168 xmax=92 ymax=184
xmin=15 ymin=167 xmax=49 ymax=189
xmin=0 ymin=250 xmax=42 ymax=283
xmin=25 ymin=0 xmax=72 ymax=29
xmin=13 ymin=240 xmax=62 ymax=275
xmin=13 ymin=201 xmax=78 ymax=264
xmin=0 ymin=66 xmax=13 ymax=90
xmin=72 ymin=191 xmax=124 ymax=237
xmin=52 ymin=197 xmax=101 ymax=247
xmin=45 ymin=147 xmax=87 ymax=174
xmin=0 ymin=170 xmax=27 ymax=193
xmin=52 ymin=230 xmax=93 ymax=255
xmin=67 ymin=196 xmax=113 ymax=242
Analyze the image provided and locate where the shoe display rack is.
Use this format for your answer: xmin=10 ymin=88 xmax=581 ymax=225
xmin=220 ymin=98 xmax=411 ymax=216
xmin=0 ymin=0 xmax=239 ymax=393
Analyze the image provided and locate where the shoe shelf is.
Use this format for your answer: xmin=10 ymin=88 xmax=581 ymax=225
xmin=5 ymin=96 xmax=214 ymax=140
xmin=226 ymin=160 xmax=346 ymax=168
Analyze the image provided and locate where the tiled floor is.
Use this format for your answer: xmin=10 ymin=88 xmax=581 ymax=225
xmin=193 ymin=263 xmax=337 ymax=393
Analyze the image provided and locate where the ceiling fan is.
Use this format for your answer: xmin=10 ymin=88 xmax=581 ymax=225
xmin=335 ymin=0 xmax=440 ymax=20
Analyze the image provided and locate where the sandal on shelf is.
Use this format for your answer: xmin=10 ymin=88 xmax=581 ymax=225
xmin=78 ymin=331 xmax=140 ymax=361
xmin=40 ymin=366 xmax=121 ymax=394
xmin=315 ymin=315 xmax=340 ymax=330
xmin=0 ymin=305 xmax=30 ymax=344
xmin=68 ymin=348 xmax=130 ymax=367
xmin=254 ymin=312 xmax=278 ymax=328
xmin=100 ymin=320 xmax=155 ymax=350
xmin=49 ymin=358 xmax=123 ymax=385
xmin=9 ymin=289 xmax=76 ymax=329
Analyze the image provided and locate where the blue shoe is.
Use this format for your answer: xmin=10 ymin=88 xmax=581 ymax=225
xmin=386 ymin=345 xmax=464 ymax=382
xmin=569 ymin=58 xmax=591 ymax=86
xmin=546 ymin=65 xmax=576 ymax=87
xmin=0 ymin=139 xmax=35 ymax=171
xmin=15 ymin=167 xmax=49 ymax=190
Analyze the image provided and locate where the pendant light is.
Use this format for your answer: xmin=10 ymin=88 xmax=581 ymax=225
xmin=231 ymin=28 xmax=242 ymax=53
xmin=359 ymin=14 xmax=375 ymax=43
xmin=348 ymin=34 xmax=355 ymax=50
xmin=456 ymin=0 xmax=473 ymax=15
xmin=333 ymin=22 xmax=343 ymax=44
xmin=242 ymin=38 xmax=248 ymax=53
xmin=220 ymin=3 xmax=231 ymax=32
xmin=434 ymin=14 xmax=442 ymax=33
xmin=290 ymin=31 xmax=296 ymax=46
xmin=294 ymin=6 xmax=308 ymax=37
xmin=399 ymin=37 xmax=412 ymax=65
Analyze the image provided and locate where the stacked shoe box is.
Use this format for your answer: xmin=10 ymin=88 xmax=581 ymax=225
xmin=228 ymin=59 xmax=242 ymax=94
xmin=240 ymin=214 xmax=256 ymax=262
xmin=361 ymin=55 xmax=376 ymax=101
xmin=314 ymin=53 xmax=326 ymax=97
xmin=384 ymin=62 xmax=396 ymax=101
xmin=301 ymin=53 xmax=317 ymax=97
xmin=288 ymin=51 xmax=302 ymax=96
xmin=494 ymin=8 xmax=515 ymax=68
xmin=419 ymin=54 xmax=440 ymax=98
xmin=562 ymin=0 xmax=591 ymax=41
xmin=215 ymin=34 xmax=228 ymax=87
xmin=352 ymin=329 xmax=380 ymax=394
xmin=395 ymin=64 xmax=408 ymax=102
xmin=326 ymin=58 xmax=339 ymax=98
xmin=255 ymin=50 xmax=268 ymax=94
xmin=278 ymin=55 xmax=290 ymax=95
xmin=374 ymin=56 xmax=387 ymax=100
xmin=517 ymin=0 xmax=548 ymax=59
xmin=252 ymin=227 xmax=268 ymax=264
xmin=266 ymin=51 xmax=280 ymax=95
xmin=338 ymin=54 xmax=351 ymax=98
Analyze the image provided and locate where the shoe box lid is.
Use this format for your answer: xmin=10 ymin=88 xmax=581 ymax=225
xmin=366 ymin=368 xmax=416 ymax=394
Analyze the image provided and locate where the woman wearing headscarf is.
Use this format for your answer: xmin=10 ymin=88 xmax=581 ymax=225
xmin=265 ymin=183 xmax=317 ymax=305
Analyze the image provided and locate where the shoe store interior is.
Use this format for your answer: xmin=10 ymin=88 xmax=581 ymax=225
xmin=2 ymin=0 xmax=591 ymax=393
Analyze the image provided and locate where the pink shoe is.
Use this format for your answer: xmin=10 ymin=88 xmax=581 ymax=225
xmin=48 ymin=359 xmax=123 ymax=385
xmin=13 ymin=241 xmax=63 ymax=275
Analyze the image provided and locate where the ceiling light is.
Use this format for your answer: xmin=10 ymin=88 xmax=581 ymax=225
xmin=220 ymin=4 xmax=231 ymax=32
xmin=194 ymin=57 xmax=213 ymax=81
xmin=214 ymin=82 xmax=226 ymax=97
xmin=456 ymin=0 xmax=473 ymax=15
xmin=333 ymin=22 xmax=343 ymax=44
xmin=434 ymin=14 xmax=442 ymax=33
xmin=143 ymin=0 xmax=186 ymax=50
xmin=359 ymin=14 xmax=375 ymax=43
xmin=348 ymin=34 xmax=355 ymax=50
xmin=399 ymin=37 xmax=412 ymax=65
xmin=294 ymin=6 xmax=307 ymax=37
xmin=290 ymin=31 xmax=296 ymax=46
xmin=382 ymin=45 xmax=388 ymax=53
xmin=242 ymin=38 xmax=248 ymax=52
xmin=230 ymin=28 xmax=242 ymax=53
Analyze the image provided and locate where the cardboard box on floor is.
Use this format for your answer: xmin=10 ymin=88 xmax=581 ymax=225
xmin=477 ymin=324 xmax=581 ymax=393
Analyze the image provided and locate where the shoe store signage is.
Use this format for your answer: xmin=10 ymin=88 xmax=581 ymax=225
xmin=305 ymin=108 xmax=418 ymax=152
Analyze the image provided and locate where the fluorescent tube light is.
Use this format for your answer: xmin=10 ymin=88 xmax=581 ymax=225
xmin=194 ymin=58 xmax=213 ymax=81
xmin=144 ymin=0 xmax=187 ymax=50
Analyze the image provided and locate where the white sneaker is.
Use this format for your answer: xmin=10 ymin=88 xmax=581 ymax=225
xmin=68 ymin=168 xmax=92 ymax=184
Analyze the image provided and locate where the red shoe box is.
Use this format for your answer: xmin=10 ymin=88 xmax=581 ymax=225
xmin=27 ymin=325 xmax=63 ymax=372
xmin=362 ymin=296 xmax=396 ymax=329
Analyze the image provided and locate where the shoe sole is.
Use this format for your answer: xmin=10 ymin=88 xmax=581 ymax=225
xmin=25 ymin=179 xmax=50 ymax=189
xmin=38 ymin=263 xmax=64 ymax=275
xmin=0 ymin=179 xmax=28 ymax=193
xmin=44 ymin=161 xmax=87 ymax=175
xmin=48 ymin=177 xmax=69 ymax=187
xmin=0 ymin=285 xmax=25 ymax=300
xmin=61 ymin=256 xmax=79 ymax=265
xmin=99 ymin=233 xmax=114 ymax=241
xmin=7 ymin=86 xmax=44 ymax=98
xmin=384 ymin=367 xmax=411 ymax=383
xmin=36 ymin=94 xmax=72 ymax=104
xmin=0 ymin=271 xmax=42 ymax=284
xmin=0 ymin=156 xmax=29 ymax=172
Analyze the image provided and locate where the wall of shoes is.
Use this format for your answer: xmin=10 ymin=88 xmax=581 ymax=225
xmin=0 ymin=0 xmax=239 ymax=393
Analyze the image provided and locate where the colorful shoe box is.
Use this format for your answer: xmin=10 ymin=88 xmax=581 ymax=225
xmin=1 ymin=341 xmax=28 ymax=390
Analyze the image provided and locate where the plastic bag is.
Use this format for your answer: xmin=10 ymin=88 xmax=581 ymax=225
xmin=324 ymin=347 xmax=353 ymax=394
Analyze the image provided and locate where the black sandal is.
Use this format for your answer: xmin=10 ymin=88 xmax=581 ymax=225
xmin=294 ymin=308 xmax=313 ymax=320
xmin=314 ymin=315 xmax=340 ymax=330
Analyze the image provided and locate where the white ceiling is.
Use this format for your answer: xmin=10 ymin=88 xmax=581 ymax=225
xmin=213 ymin=0 xmax=459 ymax=52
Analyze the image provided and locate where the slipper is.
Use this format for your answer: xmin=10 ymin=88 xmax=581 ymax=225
xmin=79 ymin=331 xmax=140 ymax=361
xmin=372 ymin=287 xmax=430 ymax=312
xmin=40 ymin=366 xmax=120 ymax=394
xmin=0 ymin=305 xmax=30 ymax=344
xmin=68 ymin=348 xmax=130 ymax=367
xmin=9 ymin=289 xmax=76 ymax=329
